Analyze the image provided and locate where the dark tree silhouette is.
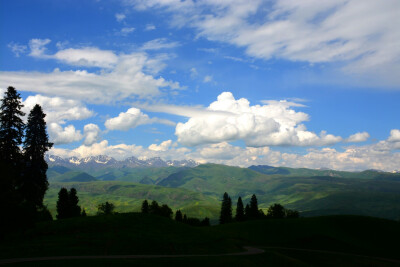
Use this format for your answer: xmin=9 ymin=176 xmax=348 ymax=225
xmin=149 ymin=200 xmax=160 ymax=214
xmin=267 ymin=203 xmax=286 ymax=218
xmin=97 ymin=201 xmax=115 ymax=215
xmin=56 ymin=188 xmax=70 ymax=219
xmin=183 ymin=214 xmax=187 ymax=223
xmin=0 ymin=86 xmax=25 ymax=163
xmin=244 ymin=203 xmax=250 ymax=219
xmin=286 ymin=209 xmax=300 ymax=218
xmin=81 ymin=208 xmax=87 ymax=217
xmin=201 ymin=217 xmax=210 ymax=226
xmin=219 ymin=192 xmax=232 ymax=224
xmin=175 ymin=209 xmax=183 ymax=222
xmin=22 ymin=104 xmax=53 ymax=211
xmin=0 ymin=87 xmax=25 ymax=230
xmin=249 ymin=194 xmax=260 ymax=219
xmin=160 ymin=204 xmax=173 ymax=218
xmin=69 ymin=188 xmax=81 ymax=217
xmin=235 ymin=196 xmax=245 ymax=221
xmin=141 ymin=199 xmax=149 ymax=213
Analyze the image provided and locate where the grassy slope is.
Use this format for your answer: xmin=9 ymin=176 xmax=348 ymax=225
xmin=1 ymin=214 xmax=399 ymax=266
xmin=159 ymin=164 xmax=400 ymax=220
xmin=45 ymin=181 xmax=220 ymax=219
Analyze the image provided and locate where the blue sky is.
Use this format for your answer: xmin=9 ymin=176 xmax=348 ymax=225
xmin=1 ymin=0 xmax=399 ymax=171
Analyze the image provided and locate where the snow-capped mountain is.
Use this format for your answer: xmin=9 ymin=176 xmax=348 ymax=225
xmin=45 ymin=154 xmax=199 ymax=169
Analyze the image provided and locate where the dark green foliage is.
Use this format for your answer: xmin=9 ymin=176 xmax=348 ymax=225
xmin=175 ymin=209 xmax=183 ymax=222
xmin=97 ymin=201 xmax=115 ymax=215
xmin=22 ymin=104 xmax=53 ymax=210
xmin=149 ymin=200 xmax=160 ymax=214
xmin=183 ymin=214 xmax=187 ymax=222
xmin=0 ymin=86 xmax=25 ymax=162
xmin=141 ymin=199 xmax=149 ymax=213
xmin=219 ymin=192 xmax=232 ymax=224
xmin=267 ymin=203 xmax=286 ymax=218
xmin=182 ymin=216 xmax=210 ymax=227
xmin=201 ymin=217 xmax=210 ymax=226
xmin=160 ymin=204 xmax=173 ymax=219
xmin=286 ymin=209 xmax=299 ymax=218
xmin=244 ymin=203 xmax=250 ymax=218
xmin=56 ymin=188 xmax=70 ymax=220
xmin=235 ymin=196 xmax=245 ymax=221
xmin=248 ymin=194 xmax=260 ymax=218
xmin=81 ymin=208 xmax=87 ymax=217
xmin=56 ymin=187 xmax=82 ymax=219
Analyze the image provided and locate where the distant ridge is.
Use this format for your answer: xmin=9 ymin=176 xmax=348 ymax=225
xmin=45 ymin=154 xmax=199 ymax=169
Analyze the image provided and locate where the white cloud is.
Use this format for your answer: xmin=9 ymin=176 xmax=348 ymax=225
xmin=83 ymin=124 xmax=101 ymax=146
xmin=175 ymin=92 xmax=343 ymax=147
xmin=144 ymin=24 xmax=156 ymax=31
xmin=105 ymin=108 xmax=151 ymax=131
xmin=120 ymin=27 xmax=135 ymax=36
xmin=140 ymin=38 xmax=180 ymax=50
xmin=23 ymin=94 xmax=94 ymax=124
xmin=8 ymin=42 xmax=27 ymax=57
xmin=346 ymin=132 xmax=370 ymax=143
xmin=0 ymin=41 xmax=182 ymax=104
xmin=148 ymin=140 xmax=173 ymax=151
xmin=388 ymin=129 xmax=400 ymax=143
xmin=48 ymin=123 xmax=83 ymax=145
xmin=115 ymin=13 xmax=126 ymax=22
xmin=203 ymin=75 xmax=213 ymax=83
xmin=190 ymin=67 xmax=198 ymax=78
xmin=105 ymin=107 xmax=175 ymax=131
xmin=129 ymin=0 xmax=400 ymax=86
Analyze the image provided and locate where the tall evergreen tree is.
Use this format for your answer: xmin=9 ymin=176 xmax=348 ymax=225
xmin=175 ymin=210 xmax=183 ymax=222
xmin=219 ymin=192 xmax=232 ymax=224
xmin=149 ymin=200 xmax=160 ymax=214
xmin=249 ymin=194 xmax=260 ymax=219
xmin=235 ymin=196 xmax=245 ymax=221
xmin=141 ymin=199 xmax=149 ymax=213
xmin=0 ymin=86 xmax=25 ymax=162
xmin=22 ymin=104 xmax=53 ymax=210
xmin=0 ymin=87 xmax=25 ymax=230
xmin=68 ymin=188 xmax=81 ymax=217
xmin=244 ymin=203 xmax=250 ymax=219
xmin=56 ymin=188 xmax=70 ymax=220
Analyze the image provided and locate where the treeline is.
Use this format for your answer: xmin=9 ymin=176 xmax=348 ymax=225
xmin=220 ymin=192 xmax=299 ymax=224
xmin=0 ymin=86 xmax=53 ymax=233
xmin=141 ymin=199 xmax=210 ymax=227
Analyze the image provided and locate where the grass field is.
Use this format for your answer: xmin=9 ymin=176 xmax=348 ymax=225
xmin=1 ymin=214 xmax=399 ymax=266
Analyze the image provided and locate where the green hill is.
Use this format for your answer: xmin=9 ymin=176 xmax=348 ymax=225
xmin=44 ymin=181 xmax=220 ymax=219
xmin=159 ymin=164 xmax=400 ymax=220
xmin=49 ymin=171 xmax=98 ymax=183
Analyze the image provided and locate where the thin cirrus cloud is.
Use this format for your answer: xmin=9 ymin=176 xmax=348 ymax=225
xmin=128 ymin=0 xmax=400 ymax=86
xmin=0 ymin=39 xmax=182 ymax=104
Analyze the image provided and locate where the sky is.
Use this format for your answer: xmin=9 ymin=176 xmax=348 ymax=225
xmin=1 ymin=0 xmax=399 ymax=171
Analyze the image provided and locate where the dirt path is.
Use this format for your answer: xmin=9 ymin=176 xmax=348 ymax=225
xmin=0 ymin=246 xmax=264 ymax=265
xmin=263 ymin=246 xmax=400 ymax=264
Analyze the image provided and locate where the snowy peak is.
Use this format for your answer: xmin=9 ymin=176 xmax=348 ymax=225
xmin=45 ymin=154 xmax=199 ymax=169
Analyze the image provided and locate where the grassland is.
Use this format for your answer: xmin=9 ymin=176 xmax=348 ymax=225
xmin=1 ymin=214 xmax=399 ymax=266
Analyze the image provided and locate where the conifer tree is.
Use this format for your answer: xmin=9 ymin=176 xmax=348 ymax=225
xmin=149 ymin=200 xmax=160 ymax=214
xmin=97 ymin=201 xmax=115 ymax=215
xmin=0 ymin=86 xmax=25 ymax=163
xmin=56 ymin=188 xmax=70 ymax=219
xmin=175 ymin=209 xmax=183 ymax=222
xmin=141 ymin=199 xmax=149 ymax=213
xmin=249 ymin=194 xmax=260 ymax=218
xmin=235 ymin=196 xmax=245 ymax=221
xmin=22 ymin=104 xmax=53 ymax=210
xmin=219 ymin=192 xmax=232 ymax=224
xmin=244 ymin=203 xmax=250 ymax=219
xmin=69 ymin=188 xmax=81 ymax=217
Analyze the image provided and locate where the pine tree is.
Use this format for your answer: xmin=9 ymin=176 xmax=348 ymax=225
xmin=149 ymin=200 xmax=160 ymax=214
xmin=141 ymin=199 xmax=149 ymax=213
xmin=249 ymin=194 xmax=260 ymax=219
xmin=235 ymin=196 xmax=245 ymax=221
xmin=0 ymin=86 xmax=25 ymax=163
xmin=244 ymin=203 xmax=250 ymax=219
xmin=219 ymin=192 xmax=232 ymax=224
xmin=81 ymin=208 xmax=87 ymax=217
xmin=68 ymin=188 xmax=81 ymax=217
xmin=56 ymin=188 xmax=70 ymax=220
xmin=22 ymin=104 xmax=53 ymax=210
xmin=175 ymin=210 xmax=183 ymax=222
xmin=97 ymin=201 xmax=115 ymax=215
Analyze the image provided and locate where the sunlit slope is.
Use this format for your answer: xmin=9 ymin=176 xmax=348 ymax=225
xmin=44 ymin=181 xmax=220 ymax=218
xmin=159 ymin=164 xmax=400 ymax=220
